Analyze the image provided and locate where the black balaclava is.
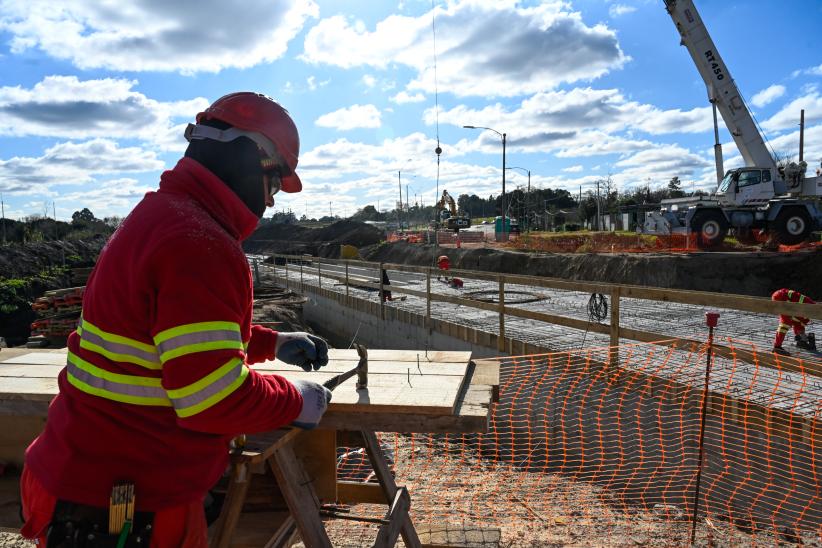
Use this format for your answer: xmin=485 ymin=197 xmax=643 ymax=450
xmin=184 ymin=119 xmax=267 ymax=218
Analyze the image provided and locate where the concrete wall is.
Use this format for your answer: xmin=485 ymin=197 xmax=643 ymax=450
xmin=303 ymin=288 xmax=508 ymax=359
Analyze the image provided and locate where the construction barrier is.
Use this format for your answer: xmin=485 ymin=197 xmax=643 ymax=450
xmin=333 ymin=341 xmax=821 ymax=546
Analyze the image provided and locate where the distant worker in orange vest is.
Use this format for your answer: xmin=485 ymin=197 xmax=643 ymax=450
xmin=771 ymin=288 xmax=816 ymax=355
xmin=437 ymin=255 xmax=450 ymax=281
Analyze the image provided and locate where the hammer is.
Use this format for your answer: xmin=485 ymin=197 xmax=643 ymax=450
xmin=322 ymin=344 xmax=368 ymax=391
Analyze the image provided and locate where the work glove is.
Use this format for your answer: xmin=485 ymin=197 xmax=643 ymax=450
xmin=275 ymin=332 xmax=329 ymax=371
xmin=290 ymin=380 xmax=333 ymax=430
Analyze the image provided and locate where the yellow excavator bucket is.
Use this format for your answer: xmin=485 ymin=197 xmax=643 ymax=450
xmin=340 ymin=244 xmax=362 ymax=260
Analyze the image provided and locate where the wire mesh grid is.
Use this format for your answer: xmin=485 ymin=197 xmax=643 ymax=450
xmin=329 ymin=341 xmax=821 ymax=547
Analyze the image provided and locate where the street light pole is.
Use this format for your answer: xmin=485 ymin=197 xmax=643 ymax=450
xmin=463 ymin=125 xmax=508 ymax=242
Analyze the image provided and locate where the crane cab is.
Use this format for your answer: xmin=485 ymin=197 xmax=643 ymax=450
xmin=715 ymin=168 xmax=777 ymax=207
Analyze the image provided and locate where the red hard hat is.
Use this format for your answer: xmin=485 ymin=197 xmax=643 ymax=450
xmin=196 ymin=92 xmax=302 ymax=193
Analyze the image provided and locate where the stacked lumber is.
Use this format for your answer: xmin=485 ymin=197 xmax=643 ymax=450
xmin=28 ymin=286 xmax=84 ymax=346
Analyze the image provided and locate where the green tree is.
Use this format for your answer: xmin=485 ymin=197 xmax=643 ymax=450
xmin=667 ymin=176 xmax=685 ymax=198
xmin=71 ymin=208 xmax=97 ymax=224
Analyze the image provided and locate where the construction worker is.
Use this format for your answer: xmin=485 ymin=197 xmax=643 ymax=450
xmin=20 ymin=92 xmax=333 ymax=546
xmin=437 ymin=254 xmax=450 ymax=281
xmin=771 ymin=288 xmax=816 ymax=355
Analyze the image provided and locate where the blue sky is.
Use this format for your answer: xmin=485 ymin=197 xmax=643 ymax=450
xmin=0 ymin=0 xmax=820 ymax=222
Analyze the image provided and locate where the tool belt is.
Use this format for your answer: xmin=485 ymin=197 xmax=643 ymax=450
xmin=46 ymin=499 xmax=154 ymax=548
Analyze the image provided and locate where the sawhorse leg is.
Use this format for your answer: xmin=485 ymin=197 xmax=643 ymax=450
xmin=361 ymin=430 xmax=422 ymax=548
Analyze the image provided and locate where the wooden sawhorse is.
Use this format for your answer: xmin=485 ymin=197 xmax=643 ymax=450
xmin=210 ymin=428 xmax=421 ymax=548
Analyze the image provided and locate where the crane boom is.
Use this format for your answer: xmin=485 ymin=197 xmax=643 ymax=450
xmin=664 ymin=0 xmax=775 ymax=171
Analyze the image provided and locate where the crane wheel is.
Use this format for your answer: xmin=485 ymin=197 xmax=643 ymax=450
xmin=691 ymin=210 xmax=727 ymax=249
xmin=772 ymin=208 xmax=812 ymax=246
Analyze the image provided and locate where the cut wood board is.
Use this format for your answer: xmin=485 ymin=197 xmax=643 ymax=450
xmin=0 ymin=349 xmax=473 ymax=416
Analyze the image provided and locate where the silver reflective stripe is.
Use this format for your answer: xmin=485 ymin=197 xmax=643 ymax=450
xmin=67 ymin=361 xmax=168 ymax=401
xmin=156 ymin=330 xmax=242 ymax=356
xmin=170 ymin=361 xmax=245 ymax=410
xmin=80 ymin=328 xmax=161 ymax=366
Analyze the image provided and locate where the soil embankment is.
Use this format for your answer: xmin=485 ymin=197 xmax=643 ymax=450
xmin=360 ymin=241 xmax=822 ymax=298
xmin=243 ymin=220 xmax=383 ymax=257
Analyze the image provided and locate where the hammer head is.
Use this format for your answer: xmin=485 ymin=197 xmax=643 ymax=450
xmin=355 ymin=343 xmax=368 ymax=389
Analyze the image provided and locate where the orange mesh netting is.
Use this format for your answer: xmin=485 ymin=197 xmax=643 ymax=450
xmin=331 ymin=340 xmax=821 ymax=546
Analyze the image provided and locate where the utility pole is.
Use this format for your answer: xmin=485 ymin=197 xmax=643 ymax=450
xmin=1 ymin=193 xmax=6 ymax=245
xmin=398 ymin=171 xmax=403 ymax=230
xmin=406 ymin=184 xmax=410 ymax=228
xmin=595 ymin=180 xmax=601 ymax=231
xmin=329 ymin=201 xmax=332 ymax=218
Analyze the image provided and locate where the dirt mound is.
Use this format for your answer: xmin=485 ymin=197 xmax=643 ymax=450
xmin=244 ymin=220 xmax=383 ymax=257
xmin=0 ymin=236 xmax=106 ymax=279
xmin=361 ymin=241 xmax=822 ymax=298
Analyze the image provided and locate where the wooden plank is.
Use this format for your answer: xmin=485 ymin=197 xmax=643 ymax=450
xmin=0 ymin=351 xmax=67 ymax=365
xmin=0 ymin=363 xmax=64 ymax=377
xmin=374 ymin=488 xmax=411 ymax=547
xmin=336 ymin=481 xmax=388 ymax=504
xmin=259 ymin=370 xmax=467 ymax=415
xmin=0 ymin=416 xmax=45 ymax=466
xmin=0 ymin=377 xmax=59 ymax=401
xmin=326 ymin=350 xmax=472 ymax=363
xmin=269 ymin=443 xmax=333 ymax=548
xmin=362 ymin=430 xmax=421 ymax=548
xmin=253 ymin=359 xmax=468 ymax=377
xmin=293 ymin=429 xmax=337 ymax=502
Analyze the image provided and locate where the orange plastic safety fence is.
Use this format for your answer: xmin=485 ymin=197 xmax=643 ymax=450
xmin=331 ymin=340 xmax=821 ymax=547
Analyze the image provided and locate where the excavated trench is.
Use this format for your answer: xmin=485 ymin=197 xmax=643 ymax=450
xmin=359 ymin=241 xmax=822 ymax=298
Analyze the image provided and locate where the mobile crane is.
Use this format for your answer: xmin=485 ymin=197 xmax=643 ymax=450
xmin=642 ymin=0 xmax=822 ymax=248
xmin=433 ymin=189 xmax=471 ymax=231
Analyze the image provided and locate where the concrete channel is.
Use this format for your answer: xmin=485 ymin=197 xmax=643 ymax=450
xmin=253 ymin=255 xmax=822 ymax=533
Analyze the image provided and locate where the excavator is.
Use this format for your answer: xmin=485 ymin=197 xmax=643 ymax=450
xmin=642 ymin=0 xmax=822 ymax=248
xmin=433 ymin=190 xmax=471 ymax=232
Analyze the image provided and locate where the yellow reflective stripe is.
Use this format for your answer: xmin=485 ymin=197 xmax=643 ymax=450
xmin=174 ymin=367 xmax=249 ymax=418
xmin=67 ymin=372 xmax=172 ymax=407
xmin=154 ymin=321 xmax=241 ymax=345
xmin=78 ymin=338 xmax=162 ymax=370
xmin=798 ymin=295 xmax=807 ymax=303
xmin=166 ymin=357 xmax=244 ymax=399
xmin=69 ymin=352 xmax=163 ymax=388
xmin=79 ymin=318 xmax=158 ymax=355
xmin=160 ymin=340 xmax=244 ymax=362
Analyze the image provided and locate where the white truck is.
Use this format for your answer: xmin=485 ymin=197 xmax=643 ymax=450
xmin=643 ymin=0 xmax=822 ymax=248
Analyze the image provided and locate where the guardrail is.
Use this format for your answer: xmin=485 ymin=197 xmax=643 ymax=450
xmin=264 ymin=253 xmax=822 ymax=378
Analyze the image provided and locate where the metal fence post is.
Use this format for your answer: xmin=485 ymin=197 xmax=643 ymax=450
xmin=426 ymin=268 xmax=432 ymax=330
xmin=379 ymin=262 xmax=385 ymax=320
xmin=253 ymin=258 xmax=260 ymax=287
xmin=345 ymin=261 xmax=349 ymax=299
xmin=284 ymin=257 xmax=289 ymax=290
xmin=609 ymin=287 xmax=621 ymax=371
xmin=691 ymin=312 xmax=719 ymax=545
xmin=317 ymin=257 xmax=321 ymax=289
xmin=498 ymin=275 xmax=505 ymax=353
xmin=300 ymin=259 xmax=304 ymax=293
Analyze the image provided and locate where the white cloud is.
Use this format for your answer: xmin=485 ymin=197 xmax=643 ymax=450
xmin=761 ymin=91 xmax=822 ymax=131
xmin=608 ymin=4 xmax=636 ymax=17
xmin=0 ymin=76 xmax=207 ymax=150
xmin=0 ymin=0 xmax=318 ymax=73
xmin=0 ymin=139 xmax=164 ymax=193
xmin=750 ymin=84 xmax=786 ymax=108
xmin=429 ymin=87 xmax=712 ymax=157
xmin=315 ymin=104 xmax=382 ymax=130
xmin=562 ymin=165 xmax=584 ymax=172
xmin=391 ymin=91 xmax=426 ymax=104
xmin=362 ymin=75 xmax=377 ymax=88
xmin=302 ymin=1 xmax=628 ymax=97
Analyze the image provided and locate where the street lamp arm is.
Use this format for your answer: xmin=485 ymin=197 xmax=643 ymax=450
xmin=463 ymin=125 xmax=503 ymax=139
